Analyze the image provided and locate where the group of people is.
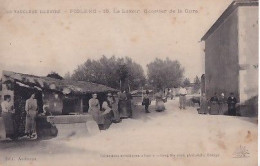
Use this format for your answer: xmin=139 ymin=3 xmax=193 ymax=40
xmin=142 ymin=90 xmax=166 ymax=113
xmin=88 ymin=89 xmax=167 ymax=126
xmin=1 ymin=87 xmax=239 ymax=141
xmin=176 ymin=86 xmax=238 ymax=116
xmin=89 ymin=89 xmax=169 ymax=128
xmin=1 ymin=93 xmax=38 ymax=139
xmin=200 ymin=92 xmax=238 ymax=116
xmin=88 ymin=91 xmax=133 ymax=128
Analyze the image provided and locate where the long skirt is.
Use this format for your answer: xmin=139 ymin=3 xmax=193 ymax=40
xmin=89 ymin=108 xmax=104 ymax=124
xmin=210 ymin=103 xmax=219 ymax=115
xmin=219 ymin=103 xmax=228 ymax=115
xmin=155 ymin=100 xmax=165 ymax=112
xmin=119 ymin=100 xmax=128 ymax=118
xmin=228 ymin=108 xmax=236 ymax=116
xmin=198 ymin=101 xmax=208 ymax=114
xmin=0 ymin=117 xmax=6 ymax=140
xmin=126 ymin=100 xmax=132 ymax=117
xmin=100 ymin=109 xmax=114 ymax=129
xmin=25 ymin=111 xmax=37 ymax=134
xmin=2 ymin=112 xmax=15 ymax=135
xmin=112 ymin=102 xmax=121 ymax=122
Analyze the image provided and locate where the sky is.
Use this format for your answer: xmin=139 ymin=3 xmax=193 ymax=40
xmin=0 ymin=0 xmax=233 ymax=80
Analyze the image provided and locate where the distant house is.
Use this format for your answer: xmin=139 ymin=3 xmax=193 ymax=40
xmin=201 ymin=0 xmax=258 ymax=116
xmin=1 ymin=70 xmax=118 ymax=115
xmin=186 ymin=83 xmax=201 ymax=95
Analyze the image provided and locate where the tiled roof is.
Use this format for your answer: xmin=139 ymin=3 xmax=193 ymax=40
xmin=3 ymin=70 xmax=118 ymax=95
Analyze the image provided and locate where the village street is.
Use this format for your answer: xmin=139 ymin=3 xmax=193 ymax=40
xmin=0 ymin=99 xmax=257 ymax=166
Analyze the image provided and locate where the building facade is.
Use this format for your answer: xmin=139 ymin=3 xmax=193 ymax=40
xmin=201 ymin=0 xmax=258 ymax=116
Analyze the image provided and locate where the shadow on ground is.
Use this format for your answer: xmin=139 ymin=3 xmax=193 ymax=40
xmin=0 ymin=138 xmax=100 ymax=156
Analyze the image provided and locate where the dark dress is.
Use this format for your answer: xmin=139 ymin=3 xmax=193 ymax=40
xmin=126 ymin=93 xmax=133 ymax=118
xmin=209 ymin=96 xmax=219 ymax=115
xmin=227 ymin=97 xmax=237 ymax=116
xmin=198 ymin=96 xmax=208 ymax=114
xmin=142 ymin=94 xmax=151 ymax=112
xmin=111 ymin=97 xmax=121 ymax=122
xmin=1 ymin=101 xmax=17 ymax=138
xmin=118 ymin=92 xmax=128 ymax=118
xmin=219 ymin=97 xmax=228 ymax=115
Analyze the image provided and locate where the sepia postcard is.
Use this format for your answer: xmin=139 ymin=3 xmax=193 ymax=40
xmin=0 ymin=0 xmax=258 ymax=166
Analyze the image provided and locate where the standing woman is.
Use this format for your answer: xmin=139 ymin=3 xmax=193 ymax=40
xmin=198 ymin=93 xmax=208 ymax=114
xmin=88 ymin=93 xmax=103 ymax=125
xmin=209 ymin=93 xmax=219 ymax=115
xmin=118 ymin=91 xmax=128 ymax=118
xmin=126 ymin=90 xmax=133 ymax=118
xmin=1 ymin=95 xmax=16 ymax=139
xmin=155 ymin=89 xmax=165 ymax=112
xmin=219 ymin=93 xmax=228 ymax=115
xmin=25 ymin=93 xmax=38 ymax=138
xmin=111 ymin=93 xmax=121 ymax=123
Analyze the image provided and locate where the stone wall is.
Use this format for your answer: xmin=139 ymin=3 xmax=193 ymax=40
xmin=204 ymin=8 xmax=239 ymax=100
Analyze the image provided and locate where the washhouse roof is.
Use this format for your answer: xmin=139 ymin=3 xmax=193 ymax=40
xmin=2 ymin=70 xmax=118 ymax=95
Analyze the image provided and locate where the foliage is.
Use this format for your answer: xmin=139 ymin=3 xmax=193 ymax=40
xmin=47 ymin=72 xmax=63 ymax=80
xmin=183 ymin=78 xmax=191 ymax=87
xmin=147 ymin=58 xmax=184 ymax=89
xmin=64 ymin=72 xmax=71 ymax=80
xmin=71 ymin=55 xmax=146 ymax=90
xmin=192 ymin=75 xmax=201 ymax=93
xmin=193 ymin=75 xmax=201 ymax=85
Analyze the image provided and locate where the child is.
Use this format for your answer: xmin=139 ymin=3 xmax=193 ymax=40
xmin=142 ymin=90 xmax=151 ymax=113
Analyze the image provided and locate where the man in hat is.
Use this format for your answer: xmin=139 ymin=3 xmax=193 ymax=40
xmin=142 ymin=90 xmax=151 ymax=113
xmin=227 ymin=92 xmax=237 ymax=116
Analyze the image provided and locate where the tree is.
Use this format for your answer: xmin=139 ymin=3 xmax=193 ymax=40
xmin=147 ymin=58 xmax=184 ymax=90
xmin=117 ymin=63 xmax=129 ymax=91
xmin=183 ymin=78 xmax=191 ymax=87
xmin=192 ymin=75 xmax=201 ymax=93
xmin=64 ymin=72 xmax=71 ymax=80
xmin=124 ymin=57 xmax=146 ymax=91
xmin=47 ymin=72 xmax=63 ymax=80
xmin=194 ymin=76 xmax=200 ymax=85
xmin=71 ymin=55 xmax=146 ymax=90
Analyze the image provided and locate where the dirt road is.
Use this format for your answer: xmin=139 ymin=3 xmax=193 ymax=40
xmin=0 ymin=99 xmax=257 ymax=166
